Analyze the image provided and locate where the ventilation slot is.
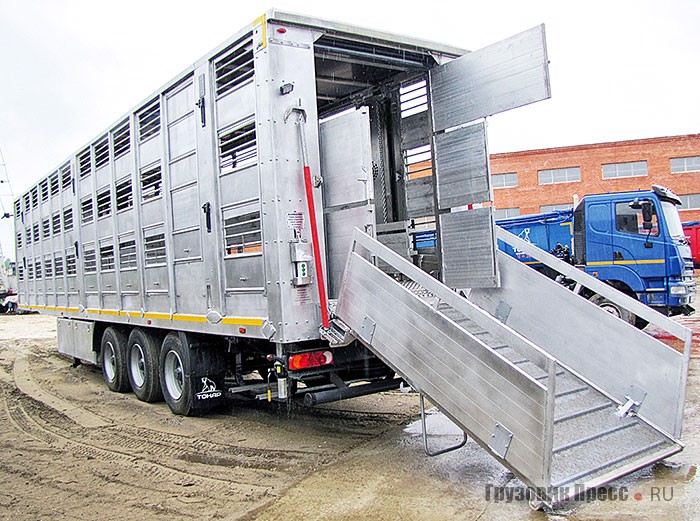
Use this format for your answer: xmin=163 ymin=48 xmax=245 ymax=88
xmin=60 ymin=163 xmax=72 ymax=191
xmin=54 ymin=256 xmax=64 ymax=277
xmin=115 ymin=178 xmax=133 ymax=211
xmin=138 ymin=100 xmax=161 ymax=142
xmin=50 ymin=173 xmax=59 ymax=197
xmin=219 ymin=121 xmax=257 ymax=174
xmin=214 ymin=33 xmax=254 ymax=97
xmin=63 ymin=207 xmax=74 ymax=231
xmin=96 ymin=187 xmax=111 ymax=218
xmin=140 ymin=165 xmax=162 ymax=202
xmin=112 ymin=120 xmax=131 ymax=158
xmin=40 ymin=180 xmax=49 ymax=202
xmin=66 ymin=253 xmax=77 ymax=276
xmin=400 ymin=80 xmax=428 ymax=118
xmin=44 ymin=258 xmax=53 ymax=279
xmin=83 ymin=246 xmax=97 ymax=274
xmin=94 ymin=136 xmax=110 ymax=169
xmin=404 ymin=144 xmax=433 ymax=181
xmin=144 ymin=233 xmax=167 ymax=266
xmin=224 ymin=211 xmax=262 ymax=256
xmin=51 ymin=213 xmax=61 ymax=235
xmin=81 ymin=197 xmax=94 ymax=224
xmin=119 ymin=239 xmax=137 ymax=269
xmin=100 ymin=244 xmax=115 ymax=271
xmin=78 ymin=149 xmax=92 ymax=178
xmin=42 ymin=218 xmax=50 ymax=239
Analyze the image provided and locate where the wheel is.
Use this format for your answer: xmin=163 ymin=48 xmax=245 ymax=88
xmin=127 ymin=328 xmax=163 ymax=403
xmin=159 ymin=332 xmax=195 ymax=416
xmin=101 ymin=327 xmax=130 ymax=392
xmin=588 ymin=293 xmax=635 ymax=325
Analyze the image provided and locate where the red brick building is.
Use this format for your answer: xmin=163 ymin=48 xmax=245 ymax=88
xmin=489 ymin=133 xmax=700 ymax=223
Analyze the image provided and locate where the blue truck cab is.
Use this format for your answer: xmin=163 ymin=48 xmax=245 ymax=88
xmin=497 ymin=185 xmax=695 ymax=319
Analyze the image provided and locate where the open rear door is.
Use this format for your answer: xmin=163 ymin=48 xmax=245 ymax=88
xmin=429 ymin=24 xmax=551 ymax=288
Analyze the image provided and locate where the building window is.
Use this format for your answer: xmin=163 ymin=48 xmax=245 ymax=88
xmin=540 ymin=203 xmax=573 ymax=213
xmin=492 ymin=172 xmax=518 ymax=189
xmin=538 ymin=167 xmax=581 ymax=185
xmin=602 ymin=160 xmax=647 ymax=179
xmin=671 ymin=156 xmax=700 ymax=174
xmin=494 ymin=207 xmax=520 ymax=219
xmin=679 ymin=193 xmax=700 ymax=210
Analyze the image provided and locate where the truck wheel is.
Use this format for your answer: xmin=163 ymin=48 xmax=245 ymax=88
xmin=127 ymin=328 xmax=163 ymax=403
xmin=589 ymin=294 xmax=635 ymax=325
xmin=101 ymin=327 xmax=130 ymax=393
xmin=159 ymin=333 xmax=194 ymax=416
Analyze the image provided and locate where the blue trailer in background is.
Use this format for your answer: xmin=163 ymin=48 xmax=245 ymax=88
xmin=495 ymin=186 xmax=695 ymax=326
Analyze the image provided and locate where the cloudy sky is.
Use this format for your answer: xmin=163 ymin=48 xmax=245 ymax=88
xmin=0 ymin=0 xmax=698 ymax=256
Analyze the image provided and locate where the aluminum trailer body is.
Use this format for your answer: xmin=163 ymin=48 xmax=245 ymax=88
xmin=13 ymin=10 xmax=690 ymax=507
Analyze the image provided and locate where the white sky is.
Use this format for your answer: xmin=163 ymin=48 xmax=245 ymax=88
xmin=0 ymin=0 xmax=699 ymax=257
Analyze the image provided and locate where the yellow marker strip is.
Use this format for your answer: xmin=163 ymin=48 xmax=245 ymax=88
xmin=143 ymin=312 xmax=172 ymax=321
xmin=172 ymin=314 xmax=208 ymax=323
xmin=587 ymin=259 xmax=665 ymax=266
xmin=254 ymin=14 xmax=267 ymax=49
xmin=222 ymin=317 xmax=264 ymax=327
xmin=100 ymin=309 xmax=120 ymax=316
xmin=119 ymin=310 xmax=141 ymax=318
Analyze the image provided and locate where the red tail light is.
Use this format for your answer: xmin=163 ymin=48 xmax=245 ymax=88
xmin=288 ymin=350 xmax=334 ymax=371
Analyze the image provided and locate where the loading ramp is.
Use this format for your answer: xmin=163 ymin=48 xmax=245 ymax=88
xmin=333 ymin=228 xmax=689 ymax=505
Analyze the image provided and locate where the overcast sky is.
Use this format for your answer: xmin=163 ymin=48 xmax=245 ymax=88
xmin=0 ymin=0 xmax=698 ymax=257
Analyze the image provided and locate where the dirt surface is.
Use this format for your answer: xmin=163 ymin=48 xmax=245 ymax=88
xmin=0 ymin=312 xmax=699 ymax=520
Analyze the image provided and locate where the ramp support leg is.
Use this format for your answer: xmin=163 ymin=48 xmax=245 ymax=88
xmin=420 ymin=394 xmax=468 ymax=457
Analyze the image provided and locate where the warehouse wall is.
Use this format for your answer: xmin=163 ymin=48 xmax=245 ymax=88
xmin=490 ymin=133 xmax=700 ymax=223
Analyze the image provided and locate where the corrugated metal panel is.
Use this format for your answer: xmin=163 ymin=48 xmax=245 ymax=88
xmin=430 ymin=24 xmax=550 ymax=132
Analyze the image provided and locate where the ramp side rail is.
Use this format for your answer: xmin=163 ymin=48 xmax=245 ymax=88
xmin=490 ymin=228 xmax=691 ymax=439
xmin=337 ymin=228 xmax=560 ymax=489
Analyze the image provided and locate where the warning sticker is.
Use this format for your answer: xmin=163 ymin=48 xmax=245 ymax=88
xmin=286 ymin=212 xmax=304 ymax=231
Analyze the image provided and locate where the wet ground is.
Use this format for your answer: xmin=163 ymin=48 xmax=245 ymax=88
xmin=0 ymin=306 xmax=699 ymax=520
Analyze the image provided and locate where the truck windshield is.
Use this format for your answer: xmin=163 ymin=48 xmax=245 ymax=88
xmin=661 ymin=200 xmax=685 ymax=240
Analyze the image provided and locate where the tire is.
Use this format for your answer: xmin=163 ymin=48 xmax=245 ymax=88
xmin=589 ymin=294 xmax=635 ymax=325
xmin=127 ymin=328 xmax=163 ymax=403
xmin=101 ymin=327 xmax=130 ymax=393
xmin=159 ymin=332 xmax=195 ymax=416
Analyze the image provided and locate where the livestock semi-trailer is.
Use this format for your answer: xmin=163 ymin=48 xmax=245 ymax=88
xmin=14 ymin=10 xmax=693 ymax=507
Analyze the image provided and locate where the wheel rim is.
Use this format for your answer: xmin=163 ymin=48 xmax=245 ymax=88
xmin=130 ymin=343 xmax=146 ymax=388
xmin=599 ymin=302 xmax=622 ymax=318
xmin=164 ymin=350 xmax=184 ymax=400
xmin=103 ymin=341 xmax=117 ymax=382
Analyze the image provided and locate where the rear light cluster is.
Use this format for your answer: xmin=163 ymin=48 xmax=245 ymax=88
xmin=288 ymin=350 xmax=334 ymax=371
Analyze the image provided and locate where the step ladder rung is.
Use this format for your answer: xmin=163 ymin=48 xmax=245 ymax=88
xmin=552 ymin=439 xmax=668 ymax=489
xmin=553 ymin=422 xmax=636 ymax=454
xmin=554 ymin=402 xmax=613 ymax=424
xmin=555 ymin=385 xmax=589 ymax=398
xmin=535 ymin=370 xmax=566 ymax=381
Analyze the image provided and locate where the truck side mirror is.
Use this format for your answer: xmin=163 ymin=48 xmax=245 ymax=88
xmin=641 ymin=201 xmax=654 ymax=230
